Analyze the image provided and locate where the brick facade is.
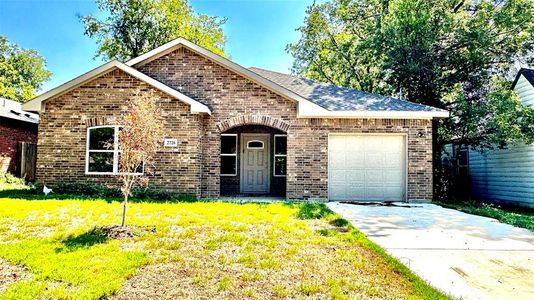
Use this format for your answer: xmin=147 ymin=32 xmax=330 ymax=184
xmin=36 ymin=46 xmax=433 ymax=201
xmin=37 ymin=69 xmax=202 ymax=196
xmin=0 ymin=118 xmax=38 ymax=174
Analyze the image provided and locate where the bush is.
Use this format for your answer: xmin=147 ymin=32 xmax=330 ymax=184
xmin=54 ymin=182 xmax=122 ymax=198
xmin=0 ymin=172 xmax=26 ymax=186
xmin=37 ymin=182 xmax=195 ymax=202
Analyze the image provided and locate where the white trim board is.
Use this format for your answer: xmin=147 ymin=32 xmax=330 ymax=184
xmin=22 ymin=60 xmax=212 ymax=115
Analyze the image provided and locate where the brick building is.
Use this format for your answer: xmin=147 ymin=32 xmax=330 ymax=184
xmin=22 ymin=38 xmax=448 ymax=201
xmin=0 ymin=97 xmax=38 ymax=174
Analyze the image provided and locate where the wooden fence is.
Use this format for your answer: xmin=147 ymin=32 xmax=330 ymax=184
xmin=17 ymin=142 xmax=37 ymax=181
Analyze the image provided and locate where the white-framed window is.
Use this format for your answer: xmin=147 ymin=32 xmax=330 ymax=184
xmin=273 ymin=134 xmax=287 ymax=177
xmin=85 ymin=125 xmax=143 ymax=175
xmin=247 ymin=140 xmax=264 ymax=149
xmin=220 ymin=134 xmax=237 ymax=176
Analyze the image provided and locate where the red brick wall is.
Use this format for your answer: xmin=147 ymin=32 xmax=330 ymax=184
xmin=0 ymin=119 xmax=37 ymax=174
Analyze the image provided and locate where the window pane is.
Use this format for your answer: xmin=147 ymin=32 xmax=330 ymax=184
xmin=89 ymin=127 xmax=115 ymax=150
xmin=88 ymin=152 xmax=114 ymax=173
xmin=274 ymin=156 xmax=287 ymax=176
xmin=247 ymin=141 xmax=264 ymax=149
xmin=275 ymin=136 xmax=287 ymax=155
xmin=221 ymin=156 xmax=236 ymax=175
xmin=221 ymin=135 xmax=237 ymax=154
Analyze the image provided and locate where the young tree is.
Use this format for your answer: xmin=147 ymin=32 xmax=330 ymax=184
xmin=288 ymin=0 xmax=534 ymax=197
xmin=0 ymin=35 xmax=52 ymax=102
xmin=118 ymin=90 xmax=163 ymax=226
xmin=80 ymin=0 xmax=227 ymax=61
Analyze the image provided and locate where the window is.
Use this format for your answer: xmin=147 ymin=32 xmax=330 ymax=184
xmin=220 ymin=134 xmax=237 ymax=176
xmin=247 ymin=140 xmax=264 ymax=149
xmin=86 ymin=126 xmax=143 ymax=175
xmin=274 ymin=135 xmax=287 ymax=177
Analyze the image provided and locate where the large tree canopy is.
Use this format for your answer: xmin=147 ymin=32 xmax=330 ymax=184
xmin=0 ymin=35 xmax=52 ymax=102
xmin=80 ymin=0 xmax=227 ymax=61
xmin=288 ymin=0 xmax=534 ymax=150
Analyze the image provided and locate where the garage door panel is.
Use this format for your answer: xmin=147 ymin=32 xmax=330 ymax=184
xmin=365 ymin=170 xmax=384 ymax=184
xmin=384 ymin=170 xmax=403 ymax=181
xmin=329 ymin=135 xmax=405 ymax=202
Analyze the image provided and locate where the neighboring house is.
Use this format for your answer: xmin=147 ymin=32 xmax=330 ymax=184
xmin=22 ymin=38 xmax=448 ymax=201
xmin=0 ymin=97 xmax=39 ymax=173
xmin=468 ymin=68 xmax=534 ymax=208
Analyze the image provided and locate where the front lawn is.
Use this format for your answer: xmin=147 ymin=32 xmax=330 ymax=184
xmin=0 ymin=187 xmax=447 ymax=299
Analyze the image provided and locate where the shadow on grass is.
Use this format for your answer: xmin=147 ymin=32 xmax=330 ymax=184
xmin=60 ymin=227 xmax=110 ymax=251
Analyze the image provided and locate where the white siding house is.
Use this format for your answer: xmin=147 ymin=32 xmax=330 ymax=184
xmin=468 ymin=69 xmax=534 ymax=208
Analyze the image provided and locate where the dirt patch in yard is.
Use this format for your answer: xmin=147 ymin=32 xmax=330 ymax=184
xmin=0 ymin=259 xmax=30 ymax=293
xmin=114 ymin=220 xmax=421 ymax=299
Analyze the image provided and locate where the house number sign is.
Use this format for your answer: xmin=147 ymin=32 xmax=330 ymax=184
xmin=164 ymin=138 xmax=178 ymax=147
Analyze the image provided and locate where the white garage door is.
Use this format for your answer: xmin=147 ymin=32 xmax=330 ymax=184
xmin=328 ymin=135 xmax=406 ymax=201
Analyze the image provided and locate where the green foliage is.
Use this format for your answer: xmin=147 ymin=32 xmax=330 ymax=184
xmin=28 ymin=182 xmax=196 ymax=202
xmin=439 ymin=201 xmax=534 ymax=231
xmin=0 ymin=172 xmax=25 ymax=186
xmin=80 ymin=0 xmax=227 ymax=61
xmin=288 ymin=0 xmax=534 ymax=150
xmin=0 ymin=35 xmax=52 ymax=102
xmin=53 ymin=182 xmax=122 ymax=198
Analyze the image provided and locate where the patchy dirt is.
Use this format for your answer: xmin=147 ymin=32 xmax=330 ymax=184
xmin=101 ymin=225 xmax=156 ymax=240
xmin=0 ymin=259 xmax=30 ymax=293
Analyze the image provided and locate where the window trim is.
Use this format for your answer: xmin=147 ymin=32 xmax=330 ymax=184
xmin=273 ymin=134 xmax=287 ymax=177
xmin=220 ymin=133 xmax=238 ymax=176
xmin=85 ymin=125 xmax=144 ymax=175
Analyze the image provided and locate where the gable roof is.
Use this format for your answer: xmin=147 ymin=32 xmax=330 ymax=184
xmin=250 ymin=67 xmax=448 ymax=115
xmin=512 ymin=68 xmax=534 ymax=90
xmin=126 ymin=38 xmax=447 ymax=119
xmin=1 ymin=97 xmax=39 ymax=124
xmin=22 ymin=60 xmax=211 ymax=115
xmin=125 ymin=38 xmax=327 ymax=110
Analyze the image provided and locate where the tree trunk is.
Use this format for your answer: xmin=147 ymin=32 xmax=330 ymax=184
xmin=121 ymin=193 xmax=129 ymax=227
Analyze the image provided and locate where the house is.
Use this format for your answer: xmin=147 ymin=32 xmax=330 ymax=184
xmin=467 ymin=68 xmax=534 ymax=208
xmin=0 ymin=97 xmax=39 ymax=174
xmin=22 ymin=38 xmax=448 ymax=201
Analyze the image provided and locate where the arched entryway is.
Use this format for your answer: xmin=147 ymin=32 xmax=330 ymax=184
xmin=219 ymin=124 xmax=287 ymax=197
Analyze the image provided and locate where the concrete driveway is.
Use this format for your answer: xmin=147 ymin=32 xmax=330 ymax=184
xmin=327 ymin=202 xmax=534 ymax=300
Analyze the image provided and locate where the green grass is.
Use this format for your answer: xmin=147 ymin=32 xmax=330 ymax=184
xmin=0 ymin=184 xmax=449 ymax=299
xmin=438 ymin=201 xmax=534 ymax=231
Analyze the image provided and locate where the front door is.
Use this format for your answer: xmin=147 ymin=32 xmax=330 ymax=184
xmin=241 ymin=134 xmax=270 ymax=193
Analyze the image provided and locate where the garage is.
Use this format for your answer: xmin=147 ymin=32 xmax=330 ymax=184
xmin=328 ymin=134 xmax=406 ymax=201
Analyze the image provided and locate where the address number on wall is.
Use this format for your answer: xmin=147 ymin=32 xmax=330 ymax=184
xmin=164 ymin=138 xmax=178 ymax=147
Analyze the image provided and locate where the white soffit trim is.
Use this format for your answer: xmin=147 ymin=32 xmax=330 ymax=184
xmin=125 ymin=38 xmax=329 ymax=112
xmin=22 ymin=60 xmax=211 ymax=115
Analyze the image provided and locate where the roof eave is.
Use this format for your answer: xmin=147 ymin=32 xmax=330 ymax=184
xmin=297 ymin=110 xmax=450 ymax=119
xmin=21 ymin=60 xmax=212 ymax=115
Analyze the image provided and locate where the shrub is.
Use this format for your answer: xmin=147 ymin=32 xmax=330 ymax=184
xmin=0 ymin=172 xmax=26 ymax=186
xmin=54 ymin=182 xmax=122 ymax=198
xmin=33 ymin=182 xmax=196 ymax=202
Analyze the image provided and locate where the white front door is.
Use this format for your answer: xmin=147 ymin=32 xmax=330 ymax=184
xmin=328 ymin=134 xmax=406 ymax=201
xmin=241 ymin=134 xmax=270 ymax=193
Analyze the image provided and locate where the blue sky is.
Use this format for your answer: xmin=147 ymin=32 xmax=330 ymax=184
xmin=0 ymin=0 xmax=317 ymax=93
